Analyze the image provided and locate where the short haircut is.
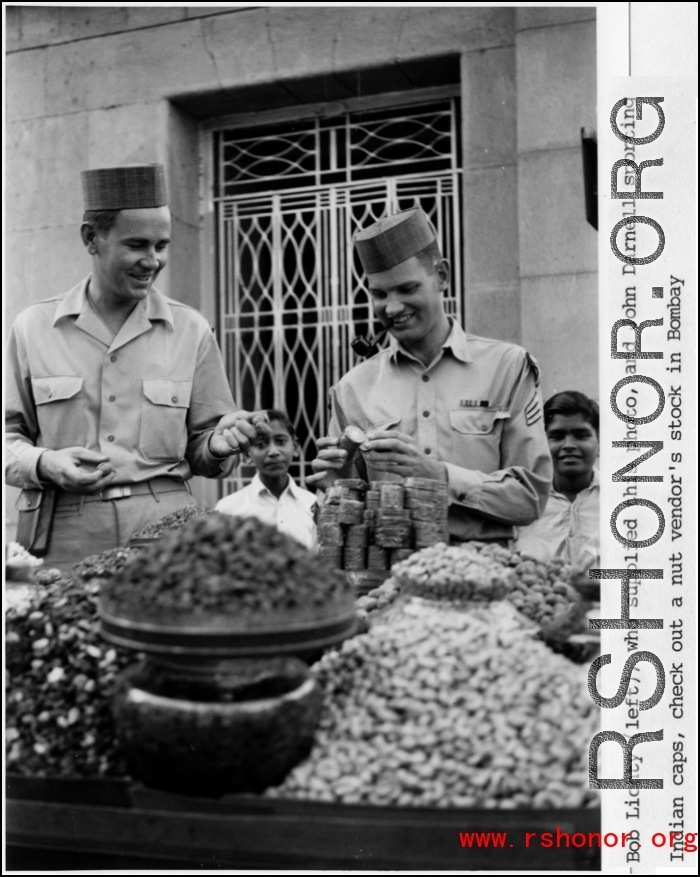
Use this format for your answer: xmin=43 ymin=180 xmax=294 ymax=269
xmin=266 ymin=409 xmax=297 ymax=441
xmin=413 ymin=240 xmax=443 ymax=275
xmin=82 ymin=209 xmax=120 ymax=236
xmin=544 ymin=391 xmax=600 ymax=434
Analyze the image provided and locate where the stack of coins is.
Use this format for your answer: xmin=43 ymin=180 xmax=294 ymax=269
xmin=343 ymin=523 xmax=368 ymax=570
xmin=317 ymin=482 xmax=344 ymax=567
xmin=375 ymin=509 xmax=412 ymax=549
xmin=316 ymin=475 xmax=450 ymax=594
xmin=405 ymin=477 xmax=450 ymax=546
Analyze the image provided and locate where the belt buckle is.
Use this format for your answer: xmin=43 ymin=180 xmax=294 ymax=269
xmin=100 ymin=485 xmax=132 ymax=500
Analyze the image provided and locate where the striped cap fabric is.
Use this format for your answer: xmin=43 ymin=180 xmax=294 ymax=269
xmin=353 ymin=208 xmax=437 ymax=274
xmin=81 ymin=164 xmax=168 ymax=210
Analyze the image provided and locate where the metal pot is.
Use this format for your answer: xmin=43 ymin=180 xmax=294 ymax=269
xmin=112 ymin=656 xmax=322 ymax=797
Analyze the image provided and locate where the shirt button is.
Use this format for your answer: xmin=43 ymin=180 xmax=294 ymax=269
xmin=424 ymin=448 xmax=431 ymax=455
xmin=421 ymin=374 xmax=429 ymax=382
xmin=107 ymin=435 xmax=115 ymax=442
xmin=422 ymin=410 xmax=430 ymax=418
xmin=171 ymin=396 xmax=178 ymax=403
xmin=110 ymin=355 xmax=117 ymax=363
xmin=458 ymin=493 xmax=466 ymax=501
xmin=481 ymin=424 xmax=488 ymax=431
xmin=109 ymin=396 xmax=116 ymax=402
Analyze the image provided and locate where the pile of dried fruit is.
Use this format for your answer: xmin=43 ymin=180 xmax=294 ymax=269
xmin=6 ymin=577 xmax=132 ymax=778
xmin=129 ymin=503 xmax=214 ymax=540
xmin=103 ymin=514 xmax=353 ymax=618
xmin=389 ymin=541 xmax=582 ymax=637
xmin=270 ymin=600 xmax=598 ymax=808
xmin=72 ymin=547 xmax=138 ymax=583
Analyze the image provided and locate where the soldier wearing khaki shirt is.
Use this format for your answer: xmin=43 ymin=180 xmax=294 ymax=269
xmin=310 ymin=209 xmax=552 ymax=543
xmin=6 ymin=164 xmax=264 ymax=572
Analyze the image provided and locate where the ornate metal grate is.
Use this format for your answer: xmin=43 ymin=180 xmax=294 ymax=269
xmin=215 ymin=100 xmax=462 ymax=489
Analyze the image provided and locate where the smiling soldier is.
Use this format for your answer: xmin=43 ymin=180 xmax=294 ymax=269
xmin=6 ymin=164 xmax=263 ymax=572
xmin=310 ymin=208 xmax=552 ymax=544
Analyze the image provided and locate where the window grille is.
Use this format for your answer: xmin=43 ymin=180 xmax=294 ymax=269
xmin=215 ymin=99 xmax=462 ymax=490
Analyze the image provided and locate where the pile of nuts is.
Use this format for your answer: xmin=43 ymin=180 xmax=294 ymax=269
xmin=6 ymin=541 xmax=44 ymax=578
xmin=103 ymin=514 xmax=352 ymax=617
xmin=271 ymin=599 xmax=598 ymax=808
xmin=129 ymin=503 xmax=214 ymax=540
xmin=389 ymin=542 xmax=583 ymax=638
xmin=72 ymin=547 xmax=138 ymax=583
xmin=6 ymin=577 xmax=132 ymax=778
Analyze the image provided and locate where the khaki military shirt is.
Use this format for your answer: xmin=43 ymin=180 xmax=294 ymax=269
xmin=328 ymin=320 xmax=552 ymax=542
xmin=6 ymin=278 xmax=236 ymax=490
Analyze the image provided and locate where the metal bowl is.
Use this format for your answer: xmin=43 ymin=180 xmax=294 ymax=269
xmin=100 ymin=593 xmax=358 ymax=658
xmin=112 ymin=656 xmax=322 ymax=796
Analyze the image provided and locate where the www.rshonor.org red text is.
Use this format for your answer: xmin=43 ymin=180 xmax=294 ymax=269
xmin=458 ymin=828 xmax=697 ymax=850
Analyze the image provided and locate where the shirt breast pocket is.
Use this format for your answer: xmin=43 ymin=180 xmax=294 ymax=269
xmin=140 ymin=379 xmax=192 ymax=462
xmin=448 ymin=407 xmax=509 ymax=471
xmin=31 ymin=375 xmax=86 ymax=448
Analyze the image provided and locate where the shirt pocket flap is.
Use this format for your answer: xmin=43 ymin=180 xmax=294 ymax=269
xmin=143 ymin=379 xmax=192 ymax=408
xmin=449 ymin=408 xmax=510 ymax=435
xmin=32 ymin=375 xmax=83 ymax=405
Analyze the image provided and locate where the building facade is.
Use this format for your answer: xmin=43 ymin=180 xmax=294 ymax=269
xmin=6 ymin=5 xmax=597 ymax=513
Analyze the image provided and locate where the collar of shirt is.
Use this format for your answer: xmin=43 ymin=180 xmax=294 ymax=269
xmin=550 ymin=466 xmax=600 ymax=500
xmin=52 ymin=277 xmax=175 ymax=330
xmin=250 ymin=472 xmax=298 ymax=500
xmin=388 ymin=317 xmax=473 ymax=367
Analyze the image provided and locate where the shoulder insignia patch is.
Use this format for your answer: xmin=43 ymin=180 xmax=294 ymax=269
xmin=525 ymin=390 xmax=542 ymax=427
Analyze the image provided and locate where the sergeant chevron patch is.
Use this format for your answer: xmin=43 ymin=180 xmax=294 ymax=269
xmin=525 ymin=392 xmax=542 ymax=427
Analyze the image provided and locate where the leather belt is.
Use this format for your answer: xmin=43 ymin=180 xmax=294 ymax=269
xmin=56 ymin=477 xmax=189 ymax=506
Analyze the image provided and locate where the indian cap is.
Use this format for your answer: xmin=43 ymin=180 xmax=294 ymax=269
xmin=353 ymin=208 xmax=437 ymax=274
xmin=81 ymin=164 xmax=168 ymax=211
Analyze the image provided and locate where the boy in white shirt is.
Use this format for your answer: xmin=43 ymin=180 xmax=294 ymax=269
xmin=516 ymin=391 xmax=599 ymax=574
xmin=216 ymin=410 xmax=317 ymax=551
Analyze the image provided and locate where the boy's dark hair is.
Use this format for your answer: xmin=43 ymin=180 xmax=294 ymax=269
xmin=82 ymin=209 xmax=120 ymax=236
xmin=266 ymin=409 xmax=298 ymax=442
xmin=544 ymin=391 xmax=599 ymax=434
xmin=414 ymin=240 xmax=443 ymax=275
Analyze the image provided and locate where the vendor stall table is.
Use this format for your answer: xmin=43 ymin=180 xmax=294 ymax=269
xmin=7 ymin=775 xmax=600 ymax=871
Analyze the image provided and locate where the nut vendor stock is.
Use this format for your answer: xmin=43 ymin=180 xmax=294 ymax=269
xmin=7 ymin=502 xmax=600 ymax=814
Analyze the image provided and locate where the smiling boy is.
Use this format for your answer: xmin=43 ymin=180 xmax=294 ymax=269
xmin=216 ymin=410 xmax=317 ymax=551
xmin=6 ymin=164 xmax=263 ymax=571
xmin=310 ymin=208 xmax=552 ymax=543
xmin=516 ymin=391 xmax=600 ymax=571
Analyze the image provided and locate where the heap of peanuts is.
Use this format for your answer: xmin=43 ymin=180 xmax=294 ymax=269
xmin=270 ymin=599 xmax=598 ymax=808
xmin=389 ymin=541 xmax=584 ymax=638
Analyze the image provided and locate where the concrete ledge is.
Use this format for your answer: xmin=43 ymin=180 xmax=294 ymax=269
xmin=516 ymin=7 xmax=597 ymax=32
xmin=6 ymin=6 xmax=234 ymax=53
